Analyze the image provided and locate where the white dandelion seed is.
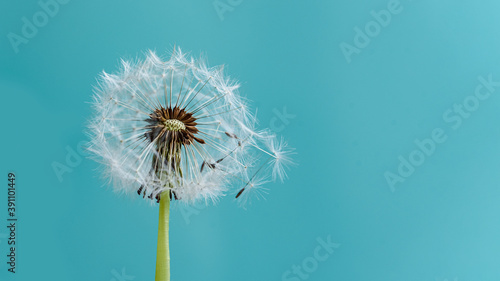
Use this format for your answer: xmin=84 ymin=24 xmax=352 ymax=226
xmin=267 ymin=136 xmax=296 ymax=182
xmin=236 ymin=173 xmax=271 ymax=208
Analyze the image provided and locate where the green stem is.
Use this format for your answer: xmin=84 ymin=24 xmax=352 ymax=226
xmin=155 ymin=191 xmax=170 ymax=281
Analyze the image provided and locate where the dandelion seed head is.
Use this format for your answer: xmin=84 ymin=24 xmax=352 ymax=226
xmin=88 ymin=47 xmax=294 ymax=206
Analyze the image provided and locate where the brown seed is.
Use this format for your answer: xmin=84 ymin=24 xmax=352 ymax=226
xmin=235 ymin=188 xmax=245 ymax=198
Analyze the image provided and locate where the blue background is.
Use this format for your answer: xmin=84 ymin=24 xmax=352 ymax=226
xmin=2 ymin=0 xmax=500 ymax=280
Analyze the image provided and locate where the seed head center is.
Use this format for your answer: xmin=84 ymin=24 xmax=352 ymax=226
xmin=164 ymin=119 xmax=185 ymax=132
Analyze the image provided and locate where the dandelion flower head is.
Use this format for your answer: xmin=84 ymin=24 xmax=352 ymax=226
xmin=88 ymin=48 xmax=293 ymax=205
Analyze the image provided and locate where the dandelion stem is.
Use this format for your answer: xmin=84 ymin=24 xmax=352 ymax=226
xmin=155 ymin=191 xmax=170 ymax=281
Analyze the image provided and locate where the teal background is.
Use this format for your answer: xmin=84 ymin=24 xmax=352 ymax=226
xmin=2 ymin=0 xmax=500 ymax=280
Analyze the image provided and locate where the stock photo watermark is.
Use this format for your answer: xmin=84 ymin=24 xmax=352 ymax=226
xmin=178 ymin=203 xmax=207 ymax=225
xmin=110 ymin=267 xmax=135 ymax=281
xmin=339 ymin=0 xmax=403 ymax=63
xmin=385 ymin=74 xmax=500 ymax=191
xmin=7 ymin=0 xmax=70 ymax=54
xmin=213 ymin=0 xmax=243 ymax=21
xmin=281 ymin=235 xmax=340 ymax=281
xmin=270 ymin=106 xmax=296 ymax=133
xmin=52 ymin=140 xmax=87 ymax=182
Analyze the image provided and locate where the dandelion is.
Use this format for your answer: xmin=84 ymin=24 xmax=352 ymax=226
xmin=87 ymin=47 xmax=293 ymax=281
